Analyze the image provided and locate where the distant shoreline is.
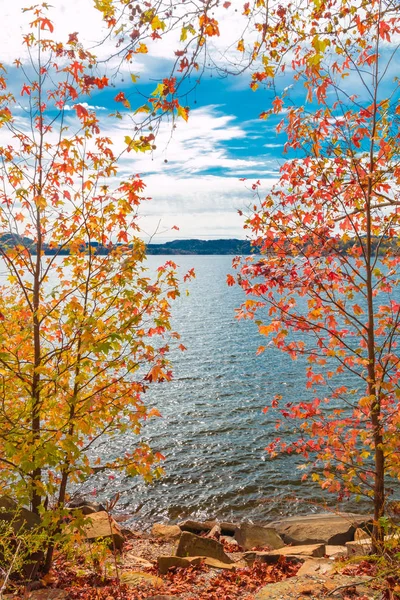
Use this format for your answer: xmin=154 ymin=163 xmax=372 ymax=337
xmin=0 ymin=235 xmax=397 ymax=256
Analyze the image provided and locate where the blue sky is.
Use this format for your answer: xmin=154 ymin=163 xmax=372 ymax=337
xmin=2 ymin=0 xmax=288 ymax=242
xmin=2 ymin=1 xmax=397 ymax=242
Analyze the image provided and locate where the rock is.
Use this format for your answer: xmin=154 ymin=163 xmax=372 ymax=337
xmin=255 ymin=574 xmax=374 ymax=600
xmin=268 ymin=513 xmax=372 ymax=546
xmin=325 ymin=545 xmax=347 ymax=557
xmin=220 ymin=522 xmax=237 ymax=536
xmin=254 ymin=575 xmax=326 ymax=599
xmin=157 ymin=555 xmax=204 ymax=574
xmin=346 ymin=539 xmax=373 ymax=556
xmin=267 ymin=543 xmax=326 ymax=558
xmin=68 ymin=498 xmax=106 ymax=513
xmin=176 ymin=531 xmax=233 ymax=563
xmin=206 ymin=523 xmax=221 ymax=538
xmin=82 ymin=511 xmax=124 ymax=550
xmin=322 ymin=574 xmax=375 ymax=597
xmin=220 ymin=535 xmax=238 ymax=546
xmin=204 ymin=557 xmax=246 ymax=569
xmin=151 ymin=523 xmax=182 ymax=540
xmin=354 ymin=527 xmax=371 ymax=541
xmin=234 ymin=523 xmax=285 ymax=550
xmin=0 ymin=496 xmax=43 ymax=579
xmin=297 ymin=558 xmax=334 ymax=576
xmin=122 ymin=552 xmax=154 ymax=569
xmin=120 ymin=570 xmax=163 ymax=588
xmin=179 ymin=519 xmax=216 ymax=534
xmin=0 ymin=496 xmax=41 ymax=532
xmin=243 ymin=552 xmax=284 ymax=565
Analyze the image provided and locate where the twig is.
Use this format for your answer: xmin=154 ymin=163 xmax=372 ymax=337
xmin=326 ymin=577 xmax=374 ymax=596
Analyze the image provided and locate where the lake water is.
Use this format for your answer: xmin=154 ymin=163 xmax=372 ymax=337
xmin=84 ymin=254 xmax=378 ymax=525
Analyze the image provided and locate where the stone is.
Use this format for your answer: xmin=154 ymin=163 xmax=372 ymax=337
xmin=82 ymin=511 xmax=124 ymax=550
xmin=151 ymin=523 xmax=182 ymax=540
xmin=325 ymin=545 xmax=347 ymax=557
xmin=254 ymin=575 xmax=325 ymax=599
xmin=120 ymin=570 xmax=163 ymax=588
xmin=121 ymin=552 xmax=153 ymax=569
xmin=297 ymin=558 xmax=334 ymax=576
xmin=354 ymin=527 xmax=371 ymax=541
xmin=346 ymin=539 xmax=373 ymax=556
xmin=157 ymin=555 xmax=204 ymax=574
xmin=68 ymin=498 xmax=106 ymax=513
xmin=234 ymin=523 xmax=285 ymax=550
xmin=220 ymin=535 xmax=238 ymax=546
xmin=204 ymin=557 xmax=245 ymax=570
xmin=267 ymin=543 xmax=326 ymax=558
xmin=0 ymin=496 xmax=43 ymax=579
xmin=322 ymin=574 xmax=375 ymax=597
xmin=179 ymin=519 xmax=216 ymax=534
xmin=0 ymin=496 xmax=41 ymax=532
xmin=206 ymin=523 xmax=221 ymax=538
xmin=220 ymin=522 xmax=237 ymax=536
xmin=243 ymin=552 xmax=283 ymax=565
xmin=268 ymin=513 xmax=372 ymax=546
xmin=176 ymin=531 xmax=233 ymax=563
xmin=255 ymin=574 xmax=375 ymax=600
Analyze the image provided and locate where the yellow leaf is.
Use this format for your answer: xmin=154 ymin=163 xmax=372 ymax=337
xmin=177 ymin=105 xmax=189 ymax=122
xmin=135 ymin=43 xmax=148 ymax=54
xmin=151 ymin=15 xmax=166 ymax=31
xmin=151 ymin=83 xmax=165 ymax=97
xmin=237 ymin=39 xmax=245 ymax=52
xmin=130 ymin=73 xmax=140 ymax=83
xmin=134 ymin=104 xmax=151 ymax=114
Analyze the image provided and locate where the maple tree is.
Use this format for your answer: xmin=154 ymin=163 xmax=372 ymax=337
xmin=226 ymin=0 xmax=400 ymax=547
xmin=94 ymin=0 xmax=400 ymax=545
xmin=0 ymin=5 xmax=186 ymax=568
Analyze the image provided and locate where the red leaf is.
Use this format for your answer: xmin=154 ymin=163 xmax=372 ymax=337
xmin=74 ymin=104 xmax=89 ymax=119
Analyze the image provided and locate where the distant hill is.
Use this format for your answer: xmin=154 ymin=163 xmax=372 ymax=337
xmin=0 ymin=234 xmax=252 ymax=256
xmin=146 ymin=239 xmax=252 ymax=255
xmin=0 ymin=234 xmax=397 ymax=256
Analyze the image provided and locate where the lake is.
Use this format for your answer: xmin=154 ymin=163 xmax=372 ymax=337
xmin=83 ymin=254 xmax=378 ymax=525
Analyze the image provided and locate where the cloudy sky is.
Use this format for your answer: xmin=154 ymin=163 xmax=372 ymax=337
xmin=2 ymin=1 xmax=394 ymax=243
xmin=1 ymin=0 xmax=290 ymax=242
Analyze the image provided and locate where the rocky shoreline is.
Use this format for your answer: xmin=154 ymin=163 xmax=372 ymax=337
xmin=1 ymin=499 xmax=385 ymax=599
xmin=57 ymin=504 xmax=381 ymax=600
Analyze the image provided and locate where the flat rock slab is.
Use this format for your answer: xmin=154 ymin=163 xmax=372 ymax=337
xmin=120 ymin=570 xmax=163 ymax=588
xmin=121 ymin=552 xmax=154 ymax=569
xmin=82 ymin=511 xmax=124 ymax=550
xmin=297 ymin=558 xmax=334 ymax=576
xmin=234 ymin=524 xmax=285 ymax=551
xmin=255 ymin=574 xmax=373 ymax=600
xmin=158 ymin=555 xmax=204 ymax=574
xmin=346 ymin=540 xmax=373 ymax=556
xmin=176 ymin=531 xmax=233 ymax=563
xmin=325 ymin=545 xmax=347 ymax=557
xmin=268 ymin=513 xmax=372 ymax=546
xmin=204 ymin=557 xmax=246 ymax=570
xmin=268 ymin=543 xmax=325 ymax=558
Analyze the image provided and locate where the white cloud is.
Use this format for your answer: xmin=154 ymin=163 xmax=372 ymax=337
xmin=63 ymin=102 xmax=107 ymax=111
xmin=136 ymin=174 xmax=278 ymax=242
